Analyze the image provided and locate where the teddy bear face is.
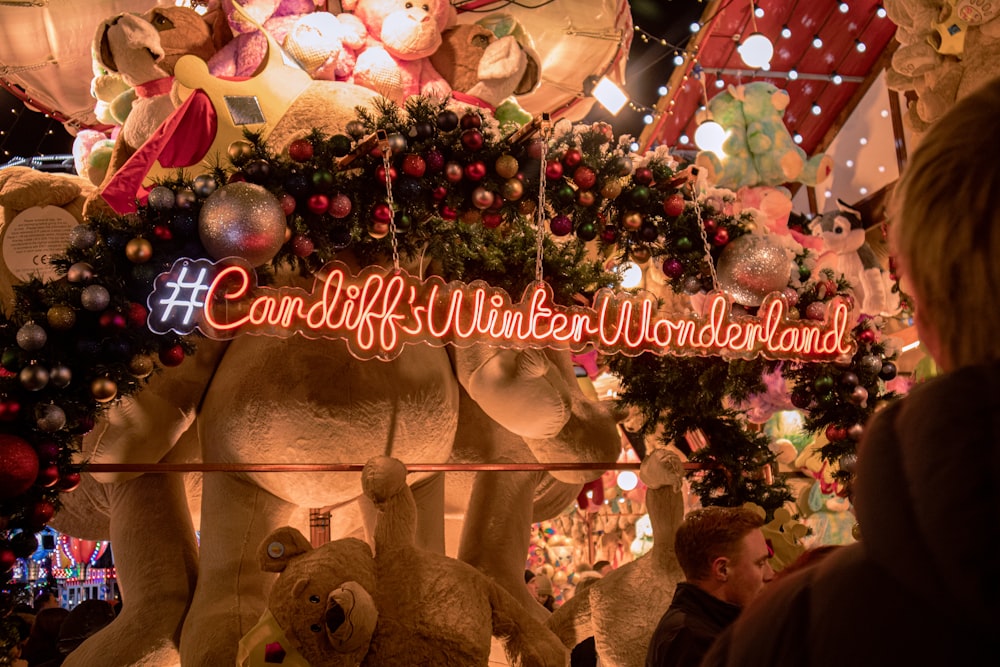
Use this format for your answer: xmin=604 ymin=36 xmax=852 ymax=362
xmin=352 ymin=0 xmax=451 ymax=60
xmin=810 ymin=209 xmax=866 ymax=255
xmin=260 ymin=533 xmax=378 ymax=666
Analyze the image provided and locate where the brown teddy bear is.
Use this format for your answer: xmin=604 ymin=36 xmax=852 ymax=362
xmin=242 ymin=456 xmax=569 ymax=667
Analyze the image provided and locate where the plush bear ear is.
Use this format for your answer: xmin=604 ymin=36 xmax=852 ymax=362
xmin=258 ymin=526 xmax=313 ymax=572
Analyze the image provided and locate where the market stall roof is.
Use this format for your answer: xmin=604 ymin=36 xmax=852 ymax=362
xmin=636 ymin=0 xmax=898 ymax=157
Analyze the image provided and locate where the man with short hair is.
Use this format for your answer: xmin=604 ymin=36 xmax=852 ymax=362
xmin=645 ymin=505 xmax=773 ymax=667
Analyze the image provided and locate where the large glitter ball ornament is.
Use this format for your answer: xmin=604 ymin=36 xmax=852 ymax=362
xmin=81 ymin=284 xmax=111 ymax=311
xmin=199 ymin=182 xmax=287 ymax=266
xmin=716 ymin=234 xmax=792 ymax=307
xmin=69 ymin=225 xmax=97 ymax=249
xmin=0 ymin=434 xmax=39 ymax=499
xmin=16 ymin=323 xmax=47 ymax=351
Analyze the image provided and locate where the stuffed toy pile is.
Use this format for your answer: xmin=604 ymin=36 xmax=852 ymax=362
xmin=694 ymin=82 xmax=832 ymax=190
xmin=884 ymin=0 xmax=1000 ymax=134
xmin=239 ymin=456 xmax=568 ymax=667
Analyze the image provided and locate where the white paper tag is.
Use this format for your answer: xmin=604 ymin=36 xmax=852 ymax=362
xmin=2 ymin=206 xmax=78 ymax=282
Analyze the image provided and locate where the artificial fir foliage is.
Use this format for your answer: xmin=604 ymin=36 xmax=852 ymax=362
xmin=0 ymin=96 xmax=900 ymax=633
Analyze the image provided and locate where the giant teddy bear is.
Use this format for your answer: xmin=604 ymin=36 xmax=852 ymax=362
xmin=13 ymin=16 xmax=622 ymax=667
xmin=238 ymin=455 xmax=568 ymax=666
xmin=546 ymin=447 xmax=687 ymax=667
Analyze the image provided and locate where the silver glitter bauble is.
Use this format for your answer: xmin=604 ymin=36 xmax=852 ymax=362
xmin=80 ymin=284 xmax=111 ymax=311
xmin=35 ymin=404 xmax=66 ymax=432
xmin=148 ymin=186 xmax=176 ymax=210
xmin=193 ymin=174 xmax=218 ymax=198
xmin=199 ymin=182 xmax=287 ymax=266
xmin=68 ymin=225 xmax=97 ymax=250
xmin=716 ymin=234 xmax=792 ymax=307
xmin=16 ymin=323 xmax=47 ymax=351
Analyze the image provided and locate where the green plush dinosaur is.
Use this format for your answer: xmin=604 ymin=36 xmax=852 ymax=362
xmin=694 ymin=85 xmax=758 ymax=189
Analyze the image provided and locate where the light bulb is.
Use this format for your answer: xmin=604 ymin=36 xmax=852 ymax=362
xmin=877 ymin=5 xmax=887 ymax=18
xmin=839 ymin=2 xmax=849 ymax=13
xmin=694 ymin=120 xmax=727 ymax=158
xmin=856 ymin=40 xmax=867 ymax=52
xmin=793 ymin=133 xmax=803 ymax=144
xmin=788 ymin=69 xmax=799 ymax=80
xmin=715 ymin=78 xmax=726 ymax=89
xmin=658 ymin=85 xmax=668 ymax=96
xmin=620 ymin=262 xmax=644 ymax=289
xmin=832 ymin=73 xmax=843 ymax=85
xmin=679 ymin=134 xmax=689 ymax=144
xmin=690 ymin=22 xmax=701 ymax=33
xmin=811 ymin=103 xmax=822 ymax=115
xmin=812 ymin=35 xmax=823 ymax=48
xmin=617 ymin=470 xmax=639 ymax=491
xmin=643 ymin=114 xmax=654 ymax=124
xmin=591 ymin=76 xmax=628 ymax=115
xmin=737 ymin=33 xmax=774 ymax=69
xmin=673 ymin=53 xmax=685 ymax=66
xmin=781 ymin=25 xmax=792 ymax=38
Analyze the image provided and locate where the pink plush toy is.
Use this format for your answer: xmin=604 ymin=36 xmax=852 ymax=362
xmin=208 ymin=0 xmax=315 ymax=77
xmin=342 ymin=0 xmax=454 ymax=104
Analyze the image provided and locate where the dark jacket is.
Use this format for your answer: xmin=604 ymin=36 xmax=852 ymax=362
xmin=645 ymin=582 xmax=741 ymax=667
xmin=701 ymin=362 xmax=1000 ymax=667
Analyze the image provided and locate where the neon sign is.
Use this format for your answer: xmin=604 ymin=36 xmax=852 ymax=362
xmin=148 ymin=258 xmax=855 ymax=362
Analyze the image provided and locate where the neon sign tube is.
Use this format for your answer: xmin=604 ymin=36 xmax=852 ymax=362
xmin=148 ymin=258 xmax=855 ymax=362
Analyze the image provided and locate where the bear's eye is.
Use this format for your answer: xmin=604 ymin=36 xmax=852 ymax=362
xmin=423 ymin=3 xmax=430 ymax=9
xmin=472 ymin=34 xmax=490 ymax=48
xmin=310 ymin=623 xmax=322 ymax=633
xmin=309 ymin=595 xmax=321 ymax=604
xmin=151 ymin=11 xmax=175 ymax=30
xmin=405 ymin=2 xmax=413 ymax=7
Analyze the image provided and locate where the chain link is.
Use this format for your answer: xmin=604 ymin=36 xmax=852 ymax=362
xmin=690 ymin=182 xmax=718 ymax=290
xmin=381 ymin=143 xmax=400 ymax=273
xmin=534 ymin=122 xmax=553 ymax=284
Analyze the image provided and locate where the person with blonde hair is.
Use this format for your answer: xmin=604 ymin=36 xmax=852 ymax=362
xmin=700 ymin=78 xmax=1000 ymax=666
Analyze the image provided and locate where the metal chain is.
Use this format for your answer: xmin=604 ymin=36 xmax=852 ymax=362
xmin=691 ymin=183 xmax=718 ymax=290
xmin=381 ymin=145 xmax=399 ymax=273
xmin=534 ymin=125 xmax=552 ymax=284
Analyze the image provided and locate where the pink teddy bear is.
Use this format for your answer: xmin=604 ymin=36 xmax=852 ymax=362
xmin=342 ymin=0 xmax=454 ymax=105
xmin=208 ymin=0 xmax=315 ymax=77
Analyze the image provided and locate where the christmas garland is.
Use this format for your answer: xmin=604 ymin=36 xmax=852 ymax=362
xmin=0 ymin=97 xmax=899 ymax=640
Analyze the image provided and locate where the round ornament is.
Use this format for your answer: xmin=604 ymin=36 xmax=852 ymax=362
xmin=193 ymin=174 xmax=218 ymax=198
xmin=69 ymin=225 xmax=97 ymax=249
xmin=472 ymin=187 xmax=494 ymax=209
xmin=577 ymin=190 xmax=596 ymax=207
xmin=545 ymin=161 xmax=564 ymax=180
xmin=464 ymin=162 xmax=487 ymax=181
xmin=58 ymin=472 xmax=81 ymax=492
xmin=35 ymin=403 xmax=66 ymax=432
xmin=20 ymin=363 xmax=49 ymax=391
xmin=128 ymin=354 xmax=155 ymax=378
xmin=148 ymin=186 xmax=176 ymax=210
xmin=600 ymin=179 xmax=622 ymax=199
xmin=663 ymin=193 xmax=685 ymax=217
xmin=402 ymin=154 xmax=426 ymax=177
xmin=436 ymin=110 xmax=459 ymax=131
xmin=712 ymin=228 xmax=730 ymax=246
xmin=461 ymin=129 xmax=484 ymax=151
xmin=562 ymin=148 xmax=582 ymax=168
xmin=48 ymin=364 xmax=72 ymax=388
xmin=550 ymin=215 xmax=573 ymax=236
xmin=81 ymin=285 xmax=111 ymax=311
xmin=495 ymin=155 xmax=518 ymax=179
xmin=66 ymin=262 xmax=94 ymax=283
xmin=91 ymin=377 xmax=118 ymax=403
xmin=716 ymin=234 xmax=792 ymax=307
xmin=228 ymin=140 xmax=254 ymax=161
xmin=573 ymin=166 xmax=596 ymax=190
xmin=175 ymin=188 xmax=197 ymax=209
xmin=291 ymin=235 xmax=314 ymax=258
xmin=328 ymin=193 xmax=352 ymax=218
xmin=0 ymin=434 xmax=39 ymax=499
xmin=502 ymin=178 xmax=524 ymax=201
xmin=16 ymin=322 xmax=47 ymax=351
xmin=125 ymin=238 xmax=153 ymax=263
xmin=159 ymin=344 xmax=185 ymax=367
xmin=576 ymin=220 xmax=597 ymax=241
xmin=288 ymin=138 xmax=314 ymax=162
xmin=622 ymin=211 xmax=643 ymax=230
xmin=199 ymin=182 xmax=287 ymax=266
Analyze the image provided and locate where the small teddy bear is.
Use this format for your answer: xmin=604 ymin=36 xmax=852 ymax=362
xmin=342 ymin=0 xmax=454 ymax=105
xmin=208 ymin=0 xmax=315 ymax=78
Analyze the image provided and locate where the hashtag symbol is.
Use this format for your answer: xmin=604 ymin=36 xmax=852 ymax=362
xmin=157 ymin=265 xmax=211 ymax=326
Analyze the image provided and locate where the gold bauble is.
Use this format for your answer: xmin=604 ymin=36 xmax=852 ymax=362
xmin=46 ymin=305 xmax=77 ymax=331
xmin=125 ymin=238 xmax=153 ymax=264
xmin=623 ymin=211 xmax=643 ymax=230
xmin=91 ymin=377 xmax=118 ymax=403
xmin=495 ymin=154 xmax=519 ymax=179
xmin=601 ymin=179 xmax=623 ymax=199
xmin=228 ymin=140 xmax=254 ymax=161
xmin=518 ymin=200 xmax=536 ymax=216
xmin=127 ymin=354 xmax=154 ymax=378
xmin=502 ymin=178 xmax=524 ymax=201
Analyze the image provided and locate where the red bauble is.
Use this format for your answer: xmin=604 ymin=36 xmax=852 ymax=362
xmin=445 ymin=162 xmax=463 ymax=183
xmin=126 ymin=302 xmax=148 ymax=328
xmin=805 ymin=301 xmax=828 ymax=320
xmin=57 ymin=471 xmax=81 ymax=492
xmin=545 ymin=161 xmax=564 ymax=180
xmin=703 ymin=218 xmax=717 ymax=233
xmin=858 ymin=329 xmax=877 ymax=344
xmin=599 ymin=227 xmax=619 ymax=244
xmin=460 ymin=129 xmax=484 ymax=151
xmin=228 ymin=172 xmax=247 ymax=183
xmin=464 ymin=162 xmax=487 ymax=181
xmin=0 ymin=434 xmax=39 ymax=498
xmin=327 ymin=193 xmax=352 ymax=218
xmin=562 ymin=148 xmax=582 ymax=168
xmin=432 ymin=186 xmax=448 ymax=201
xmin=99 ymin=311 xmax=127 ymax=331
xmin=152 ymin=224 xmax=173 ymax=241
xmin=712 ymin=228 xmax=730 ymax=246
xmin=577 ymin=190 xmax=596 ymax=207
xmin=460 ymin=113 xmax=482 ymax=130
xmin=573 ymin=166 xmax=597 ymax=190
xmin=288 ymin=139 xmax=314 ymax=162
xmin=634 ymin=167 xmax=654 ymax=185
xmin=425 ymin=149 xmax=444 ymax=172
xmin=0 ymin=399 xmax=21 ymax=422
xmin=663 ymin=193 xmax=685 ymax=217
xmin=526 ymin=138 xmax=545 ymax=160
xmin=307 ymin=194 xmax=329 ymax=215
xmin=30 ymin=499 xmax=55 ymax=528
xmin=159 ymin=344 xmax=186 ymax=367
xmin=375 ymin=165 xmax=397 ymax=183
xmin=0 ymin=545 xmax=15 ymax=572
xmin=291 ymin=234 xmax=314 ymax=258
xmin=372 ymin=203 xmax=393 ymax=223
xmin=440 ymin=205 xmax=458 ymax=220
xmin=482 ymin=211 xmax=503 ymax=228
xmin=402 ymin=154 xmax=426 ymax=177
xmin=36 ymin=463 xmax=60 ymax=488
xmin=279 ymin=193 xmax=297 ymax=216
xmin=35 ymin=440 xmax=60 ymax=463
xmin=825 ymin=424 xmax=848 ymax=442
